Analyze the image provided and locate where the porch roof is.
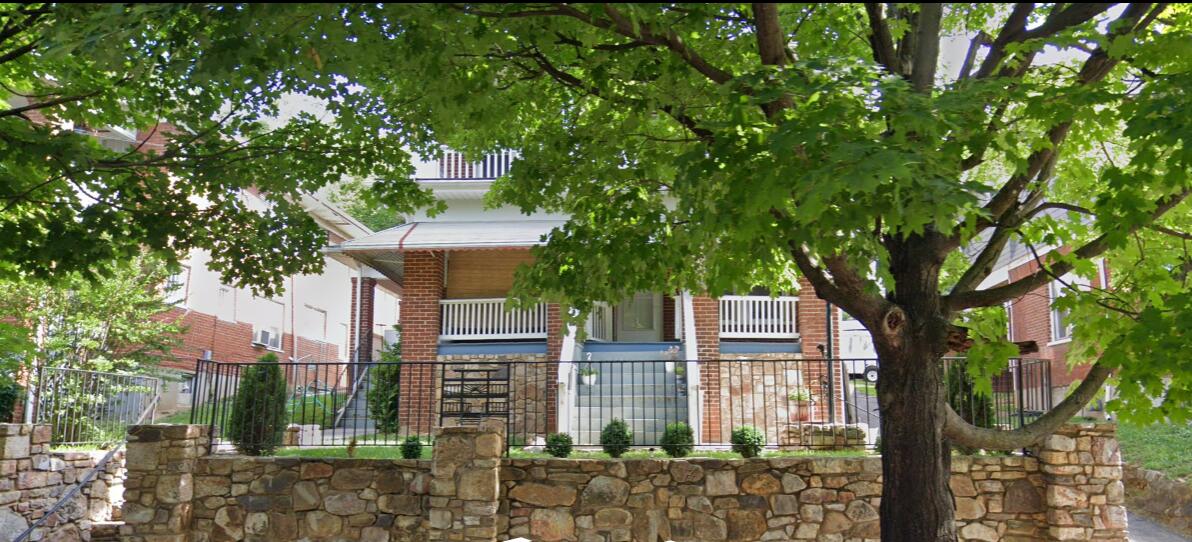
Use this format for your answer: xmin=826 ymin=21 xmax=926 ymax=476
xmin=324 ymin=220 xmax=565 ymax=283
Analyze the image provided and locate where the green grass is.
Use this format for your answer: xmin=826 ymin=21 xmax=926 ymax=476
xmin=156 ymin=393 xmax=337 ymax=428
xmin=275 ymin=445 xmax=433 ymax=460
xmin=507 ymin=448 xmax=871 ymax=460
xmin=1117 ymin=421 xmax=1192 ymax=480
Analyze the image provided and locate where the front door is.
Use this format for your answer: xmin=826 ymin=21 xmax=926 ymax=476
xmin=615 ymin=292 xmax=663 ymax=342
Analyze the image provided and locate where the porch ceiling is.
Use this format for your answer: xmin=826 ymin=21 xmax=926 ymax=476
xmin=324 ymin=219 xmax=566 ymax=285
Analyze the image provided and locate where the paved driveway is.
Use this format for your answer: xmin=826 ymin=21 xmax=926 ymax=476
xmin=1130 ymin=513 xmax=1190 ymax=542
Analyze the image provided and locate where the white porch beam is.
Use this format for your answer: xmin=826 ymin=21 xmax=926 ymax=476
xmin=680 ymin=291 xmax=702 ymax=445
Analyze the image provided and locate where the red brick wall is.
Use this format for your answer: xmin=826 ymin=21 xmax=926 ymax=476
xmin=349 ymin=277 xmax=377 ymax=364
xmin=796 ymin=276 xmax=838 ymax=358
xmin=398 ymin=250 xmax=444 ymax=433
xmin=544 ymin=304 xmax=563 ymax=433
xmin=662 ymin=295 xmax=676 ymax=342
xmin=1006 ymin=258 xmax=1105 ymax=388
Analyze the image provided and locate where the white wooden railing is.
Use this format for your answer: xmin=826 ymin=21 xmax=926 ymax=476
xmin=719 ymin=295 xmax=799 ymax=339
xmin=439 ymin=299 xmax=548 ymax=340
xmin=585 ymin=302 xmax=613 ymax=342
xmin=437 ymin=150 xmax=515 ymax=179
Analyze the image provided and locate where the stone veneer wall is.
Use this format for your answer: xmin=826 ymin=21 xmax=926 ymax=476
xmin=126 ymin=422 xmax=1126 ymax=542
xmin=1123 ymin=463 xmax=1192 ymax=537
xmin=0 ymin=424 xmax=125 ymax=542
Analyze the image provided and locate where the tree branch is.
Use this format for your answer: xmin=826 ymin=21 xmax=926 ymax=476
xmin=944 ymin=360 xmax=1113 ymax=450
xmin=909 ymin=3 xmax=942 ymax=93
xmin=947 ymin=188 xmax=1192 ymax=310
xmin=752 ymin=3 xmax=793 ymax=117
xmin=863 ymin=3 xmax=900 ymax=75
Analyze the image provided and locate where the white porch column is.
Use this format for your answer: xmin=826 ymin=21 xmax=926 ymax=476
xmin=680 ymin=291 xmax=702 ymax=445
xmin=556 ymin=317 xmax=578 ymax=436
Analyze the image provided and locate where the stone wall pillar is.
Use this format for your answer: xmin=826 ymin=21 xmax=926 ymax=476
xmin=428 ymin=425 xmax=503 ymax=542
xmin=1035 ymin=423 xmax=1127 ymax=541
xmin=120 ymin=424 xmax=210 ymax=542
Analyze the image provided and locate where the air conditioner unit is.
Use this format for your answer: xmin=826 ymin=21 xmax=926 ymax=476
xmin=253 ymin=328 xmax=280 ymax=350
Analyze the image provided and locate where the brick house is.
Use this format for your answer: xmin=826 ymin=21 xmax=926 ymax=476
xmin=977 ymin=239 xmax=1111 ymax=416
xmin=328 ymin=152 xmax=866 ymax=445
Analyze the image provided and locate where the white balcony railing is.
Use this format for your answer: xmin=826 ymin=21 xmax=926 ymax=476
xmin=436 ymin=150 xmax=515 ymax=180
xmin=439 ymin=299 xmax=548 ymax=341
xmin=719 ymin=295 xmax=799 ymax=339
xmin=585 ymin=302 xmax=613 ymax=342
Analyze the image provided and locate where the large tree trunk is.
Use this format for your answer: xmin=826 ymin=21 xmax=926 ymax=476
xmin=876 ymin=232 xmax=956 ymax=542
xmin=877 ymin=342 xmax=955 ymax=542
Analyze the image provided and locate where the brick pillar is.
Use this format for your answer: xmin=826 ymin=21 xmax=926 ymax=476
xmin=1034 ymin=423 xmax=1127 ymax=541
xmin=121 ymin=424 xmax=210 ymax=542
xmin=428 ymin=425 xmax=503 ymax=542
xmin=692 ymin=295 xmax=721 ymax=443
xmin=350 ymin=276 xmax=378 ymax=364
xmin=399 ymin=251 xmax=444 ymax=437
xmin=796 ymin=276 xmax=830 ymax=356
xmin=544 ymin=304 xmax=564 ymax=433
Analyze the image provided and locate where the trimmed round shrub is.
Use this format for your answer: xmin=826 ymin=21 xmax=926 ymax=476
xmin=227 ymin=353 xmax=288 ymax=456
xmin=730 ymin=425 xmax=765 ymax=458
xmin=545 ymin=432 xmax=574 ymax=458
xmin=400 ymin=436 xmax=423 ymax=459
xmin=660 ymin=422 xmax=694 ymax=458
xmin=600 ymin=418 xmax=633 ymax=458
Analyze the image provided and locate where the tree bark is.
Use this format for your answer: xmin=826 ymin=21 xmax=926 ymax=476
xmin=876 ymin=337 xmax=956 ymax=542
xmin=875 ymin=231 xmax=957 ymax=542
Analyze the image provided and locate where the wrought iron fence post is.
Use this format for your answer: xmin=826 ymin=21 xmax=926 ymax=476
xmin=1015 ymin=359 xmax=1026 ymax=430
xmin=827 ymin=358 xmax=837 ymax=424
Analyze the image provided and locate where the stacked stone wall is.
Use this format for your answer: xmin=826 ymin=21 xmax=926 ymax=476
xmin=123 ymin=422 xmax=1126 ymax=542
xmin=0 ymin=424 xmax=125 ymax=542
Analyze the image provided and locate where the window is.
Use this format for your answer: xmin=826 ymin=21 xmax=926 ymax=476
xmin=1049 ymin=273 xmax=1090 ymax=343
xmin=164 ymin=266 xmax=190 ymax=305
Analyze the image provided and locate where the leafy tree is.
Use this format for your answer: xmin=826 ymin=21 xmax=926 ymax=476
xmin=366 ymin=329 xmax=402 ymax=434
xmin=227 ymin=353 xmax=288 ymax=456
xmin=0 ymin=255 xmax=183 ymax=373
xmin=328 ymin=179 xmax=404 ymax=232
xmin=7 ymin=4 xmax=1192 ymax=541
xmin=0 ymin=4 xmax=433 ymax=295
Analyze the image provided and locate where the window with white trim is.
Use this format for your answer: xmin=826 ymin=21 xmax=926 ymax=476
xmin=164 ymin=265 xmax=190 ymax=305
xmin=1049 ymin=273 xmax=1090 ymax=343
xmin=253 ymin=325 xmax=282 ymax=350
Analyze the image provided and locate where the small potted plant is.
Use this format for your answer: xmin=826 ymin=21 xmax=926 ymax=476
xmin=787 ymin=387 xmax=814 ymax=422
xmin=579 ymin=367 xmax=599 ymax=386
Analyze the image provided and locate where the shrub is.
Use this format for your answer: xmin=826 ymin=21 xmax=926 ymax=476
xmin=545 ymin=433 xmax=573 ymax=458
xmin=367 ymin=331 xmax=402 ymax=434
xmin=227 ymin=353 xmax=288 ymax=456
xmin=400 ymin=436 xmax=423 ymax=459
xmin=0 ymin=379 xmax=23 ymax=423
xmin=731 ymin=426 xmax=765 ymax=458
xmin=660 ymin=422 xmax=694 ymax=458
xmin=600 ymin=418 xmax=633 ymax=458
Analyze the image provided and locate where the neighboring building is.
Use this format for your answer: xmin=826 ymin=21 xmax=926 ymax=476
xmin=118 ymin=128 xmax=402 ymax=416
xmin=978 ymin=239 xmax=1111 ymax=415
xmin=328 ymin=151 xmax=849 ymax=445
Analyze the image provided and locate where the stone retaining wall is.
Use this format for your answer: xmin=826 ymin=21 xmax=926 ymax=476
xmin=125 ymin=422 xmax=1126 ymax=542
xmin=0 ymin=424 xmax=125 ymax=542
xmin=1123 ymin=463 xmax=1192 ymax=537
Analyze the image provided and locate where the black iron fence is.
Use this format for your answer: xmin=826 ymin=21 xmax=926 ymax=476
xmin=189 ymin=357 xmax=1050 ymax=453
xmin=32 ymin=366 xmax=161 ymax=447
